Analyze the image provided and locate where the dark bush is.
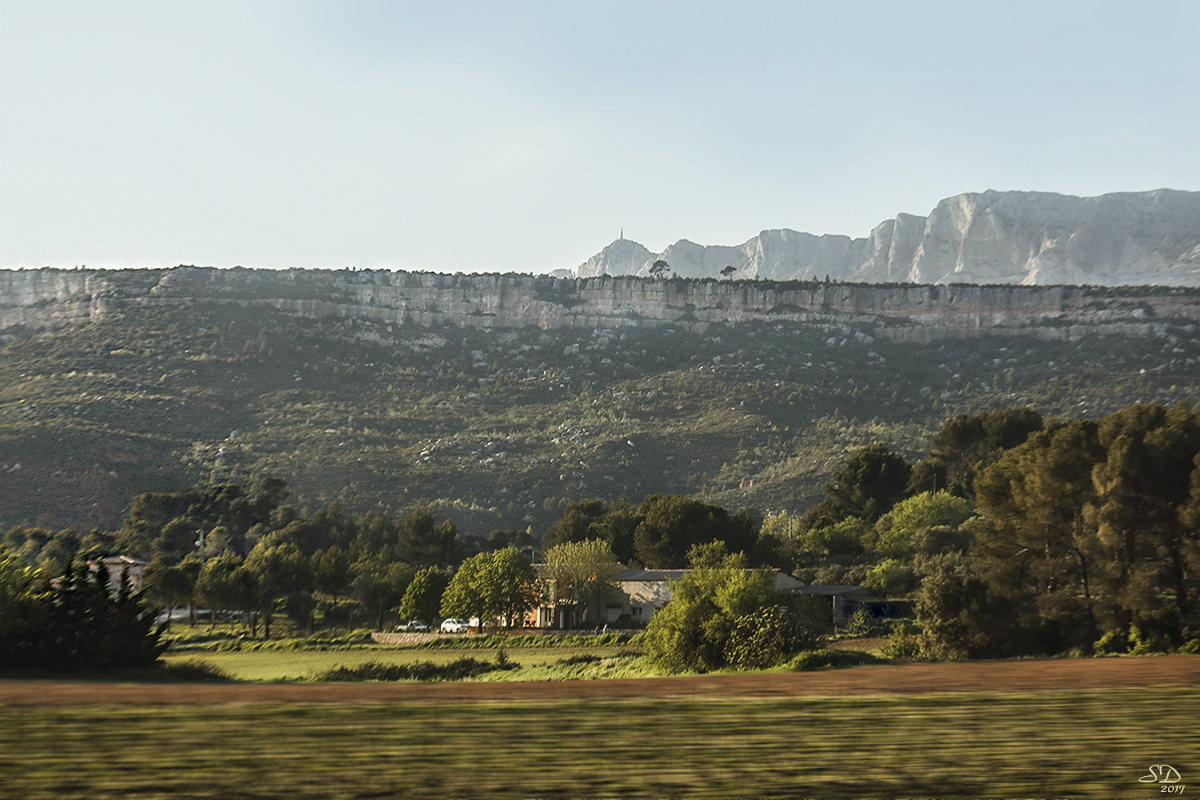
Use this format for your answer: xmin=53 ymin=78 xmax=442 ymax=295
xmin=315 ymin=656 xmax=516 ymax=682
xmin=145 ymin=660 xmax=233 ymax=682
xmin=0 ymin=556 xmax=166 ymax=675
xmin=788 ymin=649 xmax=887 ymax=671
xmin=724 ymin=605 xmax=826 ymax=670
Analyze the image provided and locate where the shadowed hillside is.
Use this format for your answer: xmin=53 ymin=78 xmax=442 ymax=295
xmin=2 ymin=268 xmax=1200 ymax=534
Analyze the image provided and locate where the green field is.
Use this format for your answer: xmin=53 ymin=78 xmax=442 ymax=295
xmin=1 ymin=687 xmax=1192 ymax=799
xmin=164 ymin=645 xmax=634 ymax=681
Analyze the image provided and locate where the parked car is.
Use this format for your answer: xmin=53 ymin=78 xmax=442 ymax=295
xmin=439 ymin=618 xmax=470 ymax=633
xmin=395 ymin=620 xmax=428 ymax=633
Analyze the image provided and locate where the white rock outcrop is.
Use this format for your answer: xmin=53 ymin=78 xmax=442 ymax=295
xmin=4 ymin=267 xmax=1200 ymax=345
xmin=577 ymin=189 xmax=1200 ymax=286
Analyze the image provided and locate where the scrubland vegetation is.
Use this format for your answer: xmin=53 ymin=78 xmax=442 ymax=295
xmin=3 ymin=301 xmax=1199 ymax=535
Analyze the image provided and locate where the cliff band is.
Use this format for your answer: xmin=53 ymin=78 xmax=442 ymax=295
xmin=3 ymin=267 xmax=1199 ymax=344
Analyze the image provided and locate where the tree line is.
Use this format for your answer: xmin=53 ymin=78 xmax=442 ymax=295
xmin=932 ymin=401 xmax=1200 ymax=657
xmin=757 ymin=402 xmax=1200 ymax=656
xmin=4 ymin=399 xmax=1199 ymax=663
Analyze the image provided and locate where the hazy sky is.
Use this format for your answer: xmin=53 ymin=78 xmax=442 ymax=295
xmin=2 ymin=1 xmax=1197 ymax=274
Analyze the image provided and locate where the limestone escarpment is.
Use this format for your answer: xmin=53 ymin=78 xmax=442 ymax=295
xmin=578 ymin=189 xmax=1200 ymax=286
xmin=3 ymin=267 xmax=1199 ymax=344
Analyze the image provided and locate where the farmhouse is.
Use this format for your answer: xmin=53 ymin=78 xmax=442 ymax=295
xmin=530 ymin=565 xmax=808 ymax=629
xmin=73 ymin=555 xmax=147 ymax=598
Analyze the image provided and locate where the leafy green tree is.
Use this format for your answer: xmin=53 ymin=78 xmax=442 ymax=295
xmin=142 ymin=558 xmax=196 ymax=630
xmin=274 ymin=501 xmax=352 ymax=557
xmin=351 ymin=556 xmax=415 ymax=631
xmin=543 ymin=499 xmax=608 ymax=549
xmin=1177 ymin=451 xmax=1200 ymax=637
xmin=1 ymin=526 xmax=27 ymax=552
xmin=244 ymin=538 xmax=313 ymax=637
xmin=1090 ymin=402 xmax=1200 ymax=639
xmin=0 ymin=547 xmax=44 ymax=607
xmin=284 ymin=591 xmax=317 ymax=632
xmin=544 ymin=497 xmax=640 ymax=564
xmin=33 ymin=529 xmax=81 ymax=577
xmin=905 ymin=457 xmax=949 ymax=496
xmin=756 ymin=511 xmax=802 ymax=569
xmin=642 ymin=542 xmax=818 ymax=673
xmin=929 ymin=407 xmax=1042 ymax=495
xmin=806 ymin=444 xmax=912 ymax=528
xmin=118 ymin=493 xmax=197 ymax=561
xmin=157 ymin=516 xmax=203 ymax=563
xmin=874 ymin=491 xmax=974 ymax=559
xmin=0 ymin=547 xmax=50 ymax=671
xmin=398 ymin=566 xmax=450 ymax=623
xmin=195 ymin=554 xmax=251 ymax=629
xmin=972 ymin=418 xmax=1103 ymax=651
xmin=915 ymin=569 xmax=1022 ymax=660
xmin=440 ymin=547 xmax=536 ymax=631
xmin=255 ymin=477 xmax=290 ymax=518
xmin=543 ymin=539 xmax=623 ymax=626
xmin=484 ymin=527 xmax=536 ymax=553
xmin=353 ymin=511 xmax=400 ymax=558
xmin=117 ymin=478 xmax=291 ymax=563
xmin=958 ymin=402 xmax=1200 ymax=653
xmin=595 ymin=496 xmax=644 ymax=564
xmin=62 ymin=560 xmax=167 ymax=670
xmin=440 ymin=552 xmax=492 ymax=628
xmin=864 ymin=557 xmax=918 ymax=597
xmin=397 ymin=508 xmax=458 ymax=568
xmin=484 ymin=547 xmax=539 ymax=629
xmin=311 ymin=546 xmax=352 ymax=597
xmin=633 ymin=494 xmax=754 ymax=568
xmin=789 ymin=516 xmax=871 ymax=566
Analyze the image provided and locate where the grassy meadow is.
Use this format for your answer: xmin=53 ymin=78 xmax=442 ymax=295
xmin=163 ymin=644 xmax=638 ymax=681
xmin=1 ymin=687 xmax=1192 ymax=799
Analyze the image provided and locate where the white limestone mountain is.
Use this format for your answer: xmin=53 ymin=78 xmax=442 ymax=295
xmin=578 ymin=189 xmax=1200 ymax=286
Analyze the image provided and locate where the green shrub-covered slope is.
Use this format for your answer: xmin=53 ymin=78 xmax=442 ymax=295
xmin=3 ymin=301 xmax=1198 ymax=533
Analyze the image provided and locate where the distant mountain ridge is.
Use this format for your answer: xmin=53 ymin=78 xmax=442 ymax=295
xmin=578 ymin=189 xmax=1200 ymax=286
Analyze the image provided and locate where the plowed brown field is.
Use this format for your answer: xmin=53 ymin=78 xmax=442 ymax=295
xmin=3 ymin=654 xmax=1196 ymax=707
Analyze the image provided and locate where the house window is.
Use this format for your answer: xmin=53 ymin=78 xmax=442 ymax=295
xmin=632 ymin=607 xmax=642 ymax=616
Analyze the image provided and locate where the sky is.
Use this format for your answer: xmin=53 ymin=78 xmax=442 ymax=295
xmin=2 ymin=1 xmax=1197 ymax=274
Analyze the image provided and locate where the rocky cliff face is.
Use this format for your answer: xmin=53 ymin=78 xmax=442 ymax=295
xmin=578 ymin=189 xmax=1200 ymax=286
xmin=3 ymin=266 xmax=1199 ymax=344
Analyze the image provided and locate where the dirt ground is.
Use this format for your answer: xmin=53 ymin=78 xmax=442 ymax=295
xmin=1 ymin=655 xmax=1196 ymax=707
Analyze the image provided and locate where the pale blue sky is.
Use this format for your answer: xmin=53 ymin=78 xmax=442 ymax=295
xmin=2 ymin=0 xmax=1197 ymax=273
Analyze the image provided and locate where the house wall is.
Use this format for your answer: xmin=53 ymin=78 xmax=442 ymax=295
xmin=619 ymin=579 xmax=673 ymax=623
xmin=90 ymin=557 xmax=146 ymax=598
